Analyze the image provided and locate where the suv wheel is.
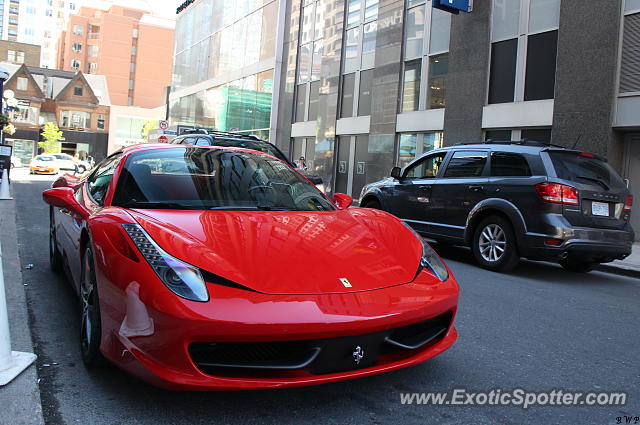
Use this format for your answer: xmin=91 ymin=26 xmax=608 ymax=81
xmin=472 ymin=216 xmax=519 ymax=272
xmin=361 ymin=199 xmax=381 ymax=209
xmin=559 ymin=258 xmax=598 ymax=273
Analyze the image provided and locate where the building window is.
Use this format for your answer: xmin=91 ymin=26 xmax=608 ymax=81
xmin=295 ymin=83 xmax=307 ymax=122
xmin=401 ymin=60 xmax=421 ymax=112
xmin=131 ymin=45 xmax=137 ymax=56
xmin=488 ymin=0 xmax=560 ymax=104
xmin=69 ymin=2 xmax=76 ymax=10
xmin=27 ymin=7 xmax=36 ymax=14
xmin=17 ymin=77 xmax=28 ymax=91
xmin=358 ymin=69 xmax=373 ymax=116
xmin=400 ymin=0 xmax=451 ymax=112
xmin=130 ymin=63 xmax=135 ymax=73
xmin=88 ymin=45 xmax=99 ymax=57
xmin=46 ymin=9 xmax=53 ymax=16
xmin=72 ymin=42 xmax=82 ymax=53
xmin=97 ymin=114 xmax=105 ymax=130
xmin=7 ymin=50 xmax=16 ymax=62
xmin=44 ymin=31 xmax=52 ymax=38
xmin=340 ymin=73 xmax=356 ymax=118
xmin=73 ymin=86 xmax=83 ymax=96
xmin=25 ymin=28 xmax=35 ymax=36
xmin=397 ymin=132 xmax=443 ymax=167
xmin=48 ymin=0 xmax=53 ymax=5
xmin=59 ymin=0 xmax=65 ymax=7
xmin=308 ymin=80 xmax=320 ymax=121
xmin=129 ymin=80 xmax=134 ymax=90
xmin=73 ymin=24 xmax=83 ymax=35
xmin=71 ymin=59 xmax=81 ymax=70
xmin=132 ymin=28 xmax=138 ymax=38
xmin=295 ymin=0 xmax=325 ymax=122
xmin=88 ymin=62 xmax=97 ymax=74
xmin=488 ymin=39 xmax=517 ymax=104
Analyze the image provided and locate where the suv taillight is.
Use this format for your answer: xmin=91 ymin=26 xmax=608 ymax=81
xmin=624 ymin=195 xmax=633 ymax=212
xmin=535 ymin=183 xmax=580 ymax=205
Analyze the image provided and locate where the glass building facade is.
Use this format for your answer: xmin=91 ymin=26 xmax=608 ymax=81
xmin=171 ymin=0 xmax=637 ymax=216
xmin=169 ymin=0 xmax=278 ymax=139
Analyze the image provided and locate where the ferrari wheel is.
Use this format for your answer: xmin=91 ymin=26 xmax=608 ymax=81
xmin=80 ymin=246 xmax=105 ymax=366
xmin=49 ymin=208 xmax=62 ymax=273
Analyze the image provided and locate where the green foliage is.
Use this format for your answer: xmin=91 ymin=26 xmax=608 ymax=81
xmin=39 ymin=122 xmax=63 ymax=153
xmin=142 ymin=120 xmax=158 ymax=142
xmin=0 ymin=114 xmax=9 ymax=130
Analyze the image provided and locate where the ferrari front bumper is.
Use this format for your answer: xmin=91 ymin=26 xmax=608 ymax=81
xmin=100 ymin=270 xmax=459 ymax=390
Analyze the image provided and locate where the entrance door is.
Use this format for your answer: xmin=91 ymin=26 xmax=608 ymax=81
xmin=334 ymin=136 xmax=352 ymax=195
xmin=352 ymin=135 xmax=369 ymax=202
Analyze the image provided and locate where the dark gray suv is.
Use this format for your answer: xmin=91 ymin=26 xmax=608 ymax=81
xmin=359 ymin=141 xmax=634 ymax=272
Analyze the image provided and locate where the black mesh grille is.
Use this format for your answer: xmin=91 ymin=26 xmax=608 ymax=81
xmin=189 ymin=311 xmax=453 ymax=377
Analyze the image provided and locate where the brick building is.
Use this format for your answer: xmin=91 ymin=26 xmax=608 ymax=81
xmin=2 ymin=63 xmax=111 ymax=164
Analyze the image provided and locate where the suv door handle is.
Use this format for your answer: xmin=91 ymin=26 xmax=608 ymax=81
xmin=468 ymin=185 xmax=484 ymax=192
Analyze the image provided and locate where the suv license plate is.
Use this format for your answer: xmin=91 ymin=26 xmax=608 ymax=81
xmin=591 ymin=201 xmax=609 ymax=216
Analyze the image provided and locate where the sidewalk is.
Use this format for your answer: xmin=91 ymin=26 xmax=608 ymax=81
xmin=598 ymin=242 xmax=640 ymax=278
xmin=0 ymin=199 xmax=44 ymax=425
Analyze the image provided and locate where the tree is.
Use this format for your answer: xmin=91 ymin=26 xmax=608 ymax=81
xmin=141 ymin=120 xmax=158 ymax=142
xmin=39 ymin=122 xmax=63 ymax=153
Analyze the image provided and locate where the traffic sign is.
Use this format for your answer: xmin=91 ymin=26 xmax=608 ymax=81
xmin=158 ymin=135 xmax=168 ymax=143
xmin=433 ymin=0 xmax=473 ymax=14
xmin=158 ymin=120 xmax=169 ymax=130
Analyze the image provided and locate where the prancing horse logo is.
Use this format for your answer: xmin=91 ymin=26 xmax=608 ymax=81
xmin=340 ymin=278 xmax=352 ymax=288
xmin=352 ymin=346 xmax=364 ymax=364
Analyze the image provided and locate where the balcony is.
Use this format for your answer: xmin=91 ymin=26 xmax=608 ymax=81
xmin=88 ymin=33 xmax=100 ymax=39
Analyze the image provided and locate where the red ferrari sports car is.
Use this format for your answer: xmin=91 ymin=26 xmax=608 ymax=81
xmin=43 ymin=144 xmax=459 ymax=390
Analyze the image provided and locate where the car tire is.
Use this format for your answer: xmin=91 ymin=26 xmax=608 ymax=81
xmin=49 ymin=208 xmax=63 ymax=273
xmin=559 ymin=258 xmax=598 ymax=273
xmin=80 ymin=245 xmax=106 ymax=367
xmin=361 ymin=199 xmax=381 ymax=209
xmin=472 ymin=215 xmax=520 ymax=272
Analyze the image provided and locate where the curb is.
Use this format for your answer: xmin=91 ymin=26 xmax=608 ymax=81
xmin=596 ymin=263 xmax=640 ymax=279
xmin=0 ymin=199 xmax=45 ymax=425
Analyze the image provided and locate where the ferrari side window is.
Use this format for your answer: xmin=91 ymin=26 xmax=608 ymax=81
xmin=87 ymin=155 xmax=122 ymax=206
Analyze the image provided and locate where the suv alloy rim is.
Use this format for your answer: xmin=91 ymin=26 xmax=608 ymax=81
xmin=478 ymin=224 xmax=507 ymax=262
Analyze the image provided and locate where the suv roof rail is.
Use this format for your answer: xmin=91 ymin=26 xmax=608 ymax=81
xmin=178 ymin=127 xmax=263 ymax=141
xmin=455 ymin=140 xmax=567 ymax=149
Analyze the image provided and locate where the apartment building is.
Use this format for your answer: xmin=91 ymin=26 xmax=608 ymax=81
xmin=0 ymin=40 xmax=40 ymax=66
xmin=169 ymin=0 xmax=640 ymax=236
xmin=57 ymin=4 xmax=174 ymax=108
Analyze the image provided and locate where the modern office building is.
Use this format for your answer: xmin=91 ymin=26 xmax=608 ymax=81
xmin=57 ymin=4 xmax=174 ymax=108
xmin=168 ymin=0 xmax=279 ymax=140
xmin=170 ymin=0 xmax=640 ymax=237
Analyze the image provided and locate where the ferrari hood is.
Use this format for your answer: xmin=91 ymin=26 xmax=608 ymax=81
xmin=128 ymin=208 xmax=423 ymax=295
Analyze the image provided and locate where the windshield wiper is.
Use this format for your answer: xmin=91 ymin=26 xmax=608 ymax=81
xmin=575 ymin=175 xmax=609 ymax=190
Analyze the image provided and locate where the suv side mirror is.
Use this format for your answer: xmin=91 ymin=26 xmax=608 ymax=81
xmin=390 ymin=166 xmax=402 ymax=180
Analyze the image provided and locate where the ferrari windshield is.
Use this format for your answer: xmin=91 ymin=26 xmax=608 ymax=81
xmin=112 ymin=147 xmax=335 ymax=211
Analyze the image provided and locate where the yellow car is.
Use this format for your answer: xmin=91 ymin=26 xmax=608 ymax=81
xmin=29 ymin=154 xmax=59 ymax=175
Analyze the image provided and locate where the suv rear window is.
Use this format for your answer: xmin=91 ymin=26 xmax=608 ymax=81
xmin=491 ymin=152 xmax=531 ymax=177
xmin=549 ymin=151 xmax=626 ymax=188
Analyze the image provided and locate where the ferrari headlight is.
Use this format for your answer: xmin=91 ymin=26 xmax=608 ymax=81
xmin=401 ymin=222 xmax=449 ymax=282
xmin=122 ymin=224 xmax=209 ymax=302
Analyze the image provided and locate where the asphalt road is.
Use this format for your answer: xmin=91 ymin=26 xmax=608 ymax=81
xmin=11 ymin=169 xmax=640 ymax=425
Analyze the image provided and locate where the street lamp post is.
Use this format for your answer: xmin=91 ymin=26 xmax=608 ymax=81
xmin=0 ymin=65 xmax=9 ymax=146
